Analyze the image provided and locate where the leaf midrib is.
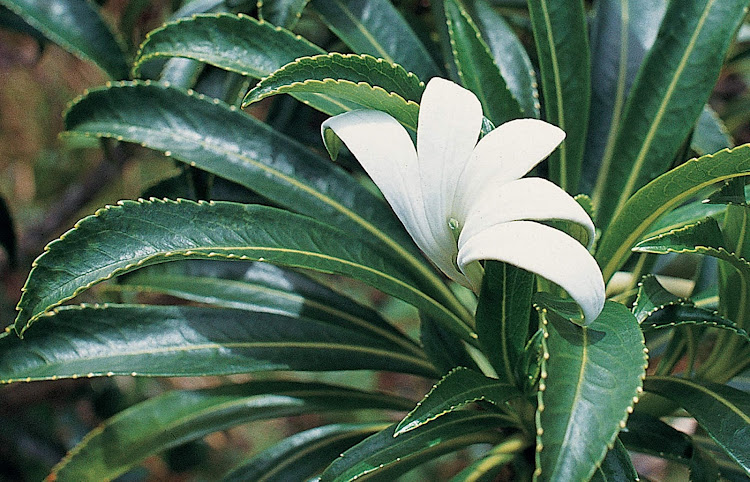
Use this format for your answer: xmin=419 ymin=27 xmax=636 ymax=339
xmin=612 ymin=0 xmax=716 ymax=219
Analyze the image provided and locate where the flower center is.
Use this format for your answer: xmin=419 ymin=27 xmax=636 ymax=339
xmin=448 ymin=217 xmax=461 ymax=243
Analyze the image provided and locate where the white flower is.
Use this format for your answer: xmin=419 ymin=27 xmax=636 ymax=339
xmin=322 ymin=78 xmax=605 ymax=324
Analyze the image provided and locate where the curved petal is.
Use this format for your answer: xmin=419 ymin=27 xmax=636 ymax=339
xmin=457 ymin=221 xmax=605 ymax=324
xmin=453 ymin=119 xmax=565 ymax=218
xmin=458 ymin=178 xmax=596 ymax=249
xmin=417 ymin=78 xmax=483 ymax=234
xmin=321 ymin=110 xmax=460 ymax=282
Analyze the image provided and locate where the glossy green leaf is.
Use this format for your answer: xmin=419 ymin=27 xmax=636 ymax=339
xmin=320 ymin=412 xmax=508 ymax=481
xmin=693 ymin=105 xmax=735 ymax=156
xmin=585 ymin=0 xmax=666 ymax=196
xmin=0 ymin=304 xmax=436 ymax=383
xmin=450 ymin=435 xmax=526 ymax=482
xmin=243 ymin=53 xmax=422 ymax=133
xmin=118 ymin=260 xmax=423 ymax=357
xmin=594 ymin=0 xmax=749 ymax=228
xmin=222 ymin=423 xmax=386 ymax=481
xmin=50 ymin=380 xmax=414 ymax=481
xmin=475 ymin=260 xmax=534 ymax=386
xmin=632 ymin=274 xmax=685 ymax=323
xmin=595 ymin=145 xmax=750 ymax=281
xmin=14 ymin=200 xmax=474 ymax=345
xmin=633 ymin=275 xmax=749 ymax=341
xmin=469 ymin=0 xmax=539 ymax=118
xmin=644 ymin=376 xmax=750 ymax=475
xmin=309 ymin=0 xmax=440 ymax=81
xmin=590 ymin=438 xmax=638 ymax=482
xmin=527 ymin=0 xmax=590 ymax=193
xmin=420 ymin=315 xmax=480 ymax=375
xmin=133 ymin=13 xmax=325 ymax=78
xmin=634 ymin=218 xmax=750 ymax=277
xmin=706 ymin=179 xmax=749 ymax=207
xmin=444 ymin=0 xmax=522 ymax=125
xmin=535 ymin=300 xmax=647 ymax=482
xmin=395 ymin=367 xmax=519 ymax=436
xmin=245 ymin=52 xmax=424 ymax=103
xmin=63 ymin=82 xmax=465 ymax=320
xmin=622 ymin=412 xmax=721 ymax=481
xmin=0 ymin=0 xmax=129 ymax=79
xmin=258 ymin=0 xmax=309 ymax=29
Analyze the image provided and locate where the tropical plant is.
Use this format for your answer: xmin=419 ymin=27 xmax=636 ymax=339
xmin=0 ymin=0 xmax=749 ymax=480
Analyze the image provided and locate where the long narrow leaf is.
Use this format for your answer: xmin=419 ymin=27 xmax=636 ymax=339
xmin=595 ymin=145 xmax=750 ymax=281
xmin=62 ymin=82 xmax=466 ymax=322
xmin=133 ymin=13 xmax=325 ymax=78
xmin=394 ymin=367 xmax=519 ymax=435
xmin=0 ymin=0 xmax=129 ymax=79
xmin=535 ymin=299 xmax=647 ymax=481
xmin=222 ymin=423 xmax=387 ymax=481
xmin=14 ymin=200 xmax=475 ymax=344
xmin=49 ymin=380 xmax=414 ymax=481
xmin=644 ymin=376 xmax=750 ymax=475
xmin=309 ymin=0 xmax=440 ymax=81
xmin=585 ymin=0 xmax=666 ymax=195
xmin=527 ymin=0 xmax=590 ymax=193
xmin=444 ymin=0 xmax=522 ymax=125
xmin=320 ymin=412 xmax=509 ymax=481
xmin=118 ymin=261 xmax=424 ymax=356
xmin=475 ymin=260 xmax=534 ymax=386
xmin=594 ymin=0 xmax=749 ymax=227
xmin=0 ymin=304 xmax=437 ymax=382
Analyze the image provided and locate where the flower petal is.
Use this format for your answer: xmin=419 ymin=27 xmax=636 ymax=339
xmin=457 ymin=221 xmax=605 ymax=324
xmin=417 ymin=78 xmax=483 ymax=232
xmin=458 ymin=177 xmax=596 ymax=249
xmin=453 ymin=119 xmax=565 ymax=218
xmin=321 ymin=110 xmax=460 ymax=281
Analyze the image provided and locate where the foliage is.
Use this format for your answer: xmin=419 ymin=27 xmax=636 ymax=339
xmin=0 ymin=0 xmax=749 ymax=480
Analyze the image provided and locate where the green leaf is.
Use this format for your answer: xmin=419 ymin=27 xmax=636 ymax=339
xmin=585 ymin=0 xmax=666 ymax=195
xmin=394 ymin=366 xmax=520 ymax=436
xmin=320 ymin=412 xmax=509 ymax=481
xmin=222 ymin=423 xmax=387 ymax=482
xmin=0 ymin=304 xmax=437 ymax=382
xmin=475 ymin=261 xmax=534 ymax=386
xmin=443 ymin=0 xmax=522 ymax=125
xmin=622 ymin=412 xmax=721 ymax=481
xmin=420 ymin=315 xmax=480 ymax=375
xmin=535 ymin=300 xmax=647 ymax=482
xmin=634 ymin=217 xmax=750 ymax=277
xmin=594 ymin=0 xmax=749 ymax=228
xmin=643 ymin=376 xmax=750 ymax=476
xmin=632 ymin=274 xmax=688 ymax=323
xmin=14 ymin=200 xmax=475 ymax=345
xmin=243 ymin=53 xmax=422 ymax=133
xmin=118 ymin=260 xmax=424 ymax=357
xmin=633 ymin=275 xmax=749 ymax=342
xmin=450 ymin=435 xmax=527 ymax=482
xmin=595 ymin=145 xmax=750 ymax=281
xmin=49 ymin=380 xmax=414 ymax=481
xmin=133 ymin=13 xmax=325 ymax=79
xmin=63 ymin=82 xmax=465 ymax=320
xmin=309 ymin=0 xmax=440 ymax=81
xmin=258 ymin=0 xmax=309 ymax=29
xmin=0 ymin=0 xmax=129 ymax=79
xmin=693 ymin=105 xmax=735 ymax=156
xmin=469 ymin=0 xmax=539 ymax=119
xmin=527 ymin=0 xmax=590 ymax=194
xmin=706 ymin=178 xmax=748 ymax=207
xmin=245 ymin=52 xmax=424 ymax=103
xmin=590 ymin=438 xmax=638 ymax=482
